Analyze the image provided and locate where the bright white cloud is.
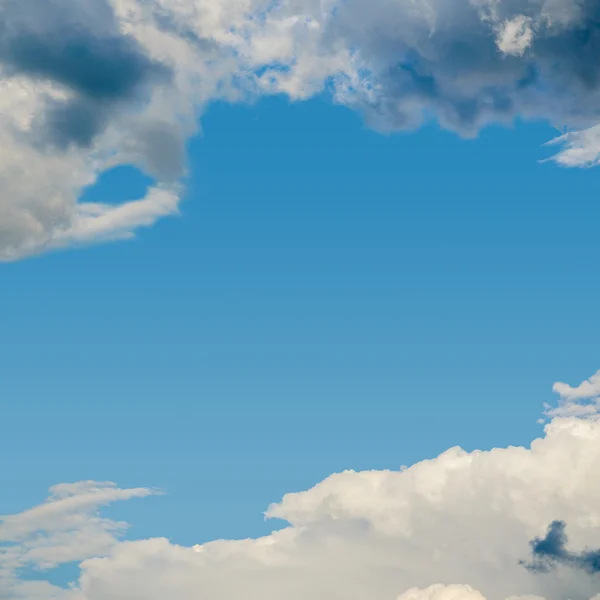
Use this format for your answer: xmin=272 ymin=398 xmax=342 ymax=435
xmin=496 ymin=16 xmax=534 ymax=56
xmin=3 ymin=0 xmax=600 ymax=259
xmin=3 ymin=373 xmax=600 ymax=600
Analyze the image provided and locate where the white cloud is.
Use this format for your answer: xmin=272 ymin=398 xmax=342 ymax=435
xmin=51 ymin=186 xmax=181 ymax=248
xmin=0 ymin=482 xmax=157 ymax=600
xmin=0 ymin=482 xmax=155 ymax=544
xmin=3 ymin=373 xmax=600 ymax=600
xmin=0 ymin=481 xmax=156 ymax=583
xmin=496 ymin=16 xmax=534 ymax=56
xmin=553 ymin=370 xmax=600 ymax=401
xmin=543 ymin=370 xmax=600 ymax=420
xmin=397 ymin=585 xmax=487 ymax=600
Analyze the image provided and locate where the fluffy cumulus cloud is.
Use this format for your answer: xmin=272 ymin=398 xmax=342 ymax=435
xmin=5 ymin=0 xmax=600 ymax=259
xmin=3 ymin=371 xmax=600 ymax=600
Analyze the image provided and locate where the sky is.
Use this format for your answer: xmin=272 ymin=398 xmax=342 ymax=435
xmin=3 ymin=1 xmax=600 ymax=600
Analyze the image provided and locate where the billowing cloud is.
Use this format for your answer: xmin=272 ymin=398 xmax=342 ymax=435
xmin=5 ymin=0 xmax=600 ymax=260
xmin=3 ymin=372 xmax=600 ymax=600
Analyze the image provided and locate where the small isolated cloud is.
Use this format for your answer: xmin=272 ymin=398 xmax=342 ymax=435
xmin=3 ymin=372 xmax=600 ymax=600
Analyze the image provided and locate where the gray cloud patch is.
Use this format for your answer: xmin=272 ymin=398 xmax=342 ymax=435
xmin=3 ymin=32 xmax=165 ymax=101
xmin=120 ymin=119 xmax=188 ymax=182
xmin=521 ymin=521 xmax=600 ymax=575
xmin=0 ymin=0 xmax=170 ymax=149
xmin=37 ymin=97 xmax=109 ymax=149
xmin=325 ymin=0 xmax=600 ymax=135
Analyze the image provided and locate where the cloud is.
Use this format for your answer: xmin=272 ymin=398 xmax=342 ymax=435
xmin=397 ymin=585 xmax=487 ymax=600
xmin=0 ymin=481 xmax=155 ymax=543
xmin=523 ymin=520 xmax=600 ymax=575
xmin=8 ymin=0 xmax=600 ymax=259
xmin=0 ymin=0 xmax=184 ymax=260
xmin=544 ymin=371 xmax=600 ymax=419
xmin=3 ymin=372 xmax=600 ymax=600
xmin=0 ymin=481 xmax=157 ymax=599
xmin=496 ymin=16 xmax=534 ymax=57
xmin=544 ymin=126 xmax=600 ymax=168
xmin=553 ymin=371 xmax=600 ymax=401
xmin=0 ymin=0 xmax=169 ymax=149
xmin=51 ymin=185 xmax=182 ymax=247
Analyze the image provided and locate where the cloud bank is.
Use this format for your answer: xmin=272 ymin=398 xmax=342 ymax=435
xmin=5 ymin=0 xmax=600 ymax=260
xmin=3 ymin=370 xmax=600 ymax=600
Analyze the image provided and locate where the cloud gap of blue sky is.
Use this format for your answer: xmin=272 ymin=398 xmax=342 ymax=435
xmin=78 ymin=166 xmax=156 ymax=207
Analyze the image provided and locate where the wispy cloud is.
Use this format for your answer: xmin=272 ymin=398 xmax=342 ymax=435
xmin=522 ymin=521 xmax=600 ymax=575
xmin=0 ymin=482 xmax=158 ymax=599
xmin=543 ymin=370 xmax=600 ymax=420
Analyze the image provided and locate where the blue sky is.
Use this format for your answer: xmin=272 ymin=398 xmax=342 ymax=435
xmin=4 ymin=95 xmax=600 ymax=550
xmin=8 ymin=0 xmax=600 ymax=600
xmin=6 ymin=4 xmax=600 ymax=597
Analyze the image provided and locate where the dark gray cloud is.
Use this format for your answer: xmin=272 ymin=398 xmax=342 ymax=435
xmin=0 ymin=0 xmax=170 ymax=149
xmin=522 ymin=521 xmax=600 ymax=575
xmin=37 ymin=97 xmax=109 ymax=149
xmin=325 ymin=0 xmax=600 ymax=136
xmin=121 ymin=119 xmax=188 ymax=182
